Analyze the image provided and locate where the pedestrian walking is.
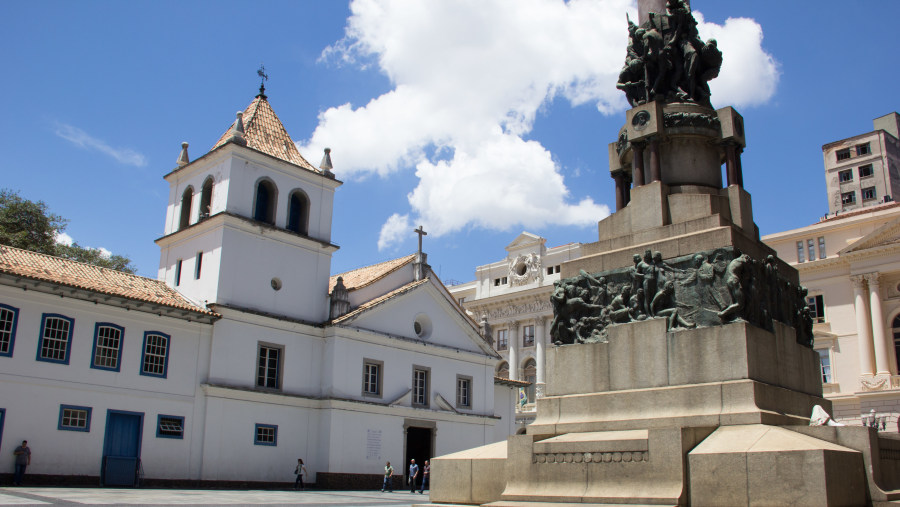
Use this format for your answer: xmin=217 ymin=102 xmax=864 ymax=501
xmin=418 ymin=460 xmax=430 ymax=494
xmin=293 ymin=458 xmax=307 ymax=490
xmin=408 ymin=459 xmax=418 ymax=493
xmin=381 ymin=461 xmax=394 ymax=492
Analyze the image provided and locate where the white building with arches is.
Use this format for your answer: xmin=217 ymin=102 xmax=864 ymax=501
xmin=762 ymin=113 xmax=900 ymax=432
xmin=0 ymin=88 xmax=515 ymax=488
xmin=448 ymin=232 xmax=584 ymax=428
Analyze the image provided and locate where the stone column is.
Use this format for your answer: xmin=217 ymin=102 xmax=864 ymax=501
xmin=735 ymin=147 xmax=744 ymax=187
xmin=648 ymin=138 xmax=661 ymax=183
xmin=632 ymin=143 xmax=646 ymax=187
xmin=508 ymin=321 xmax=520 ymax=381
xmin=724 ymin=143 xmax=738 ymax=186
xmin=534 ymin=317 xmax=547 ymax=399
xmin=613 ymin=171 xmax=625 ymax=211
xmin=851 ymin=275 xmax=875 ymax=377
xmin=866 ymin=273 xmax=891 ymax=376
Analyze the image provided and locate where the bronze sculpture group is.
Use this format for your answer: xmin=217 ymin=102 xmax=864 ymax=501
xmin=550 ymin=249 xmax=815 ymax=348
xmin=616 ymin=0 xmax=722 ymax=107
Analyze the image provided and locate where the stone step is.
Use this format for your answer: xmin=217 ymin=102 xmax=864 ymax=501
xmin=484 ymin=502 xmax=677 ymax=507
xmin=533 ymin=429 xmax=649 ymax=455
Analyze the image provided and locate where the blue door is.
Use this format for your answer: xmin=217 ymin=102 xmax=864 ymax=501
xmin=102 ymin=410 xmax=143 ymax=487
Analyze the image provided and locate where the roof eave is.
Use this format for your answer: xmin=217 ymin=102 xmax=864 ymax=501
xmin=0 ymin=272 xmax=219 ymax=324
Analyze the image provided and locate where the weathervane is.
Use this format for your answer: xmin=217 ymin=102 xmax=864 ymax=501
xmin=257 ymin=64 xmax=269 ymax=98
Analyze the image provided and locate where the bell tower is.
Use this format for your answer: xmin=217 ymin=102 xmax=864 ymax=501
xmin=155 ymin=85 xmax=341 ymax=323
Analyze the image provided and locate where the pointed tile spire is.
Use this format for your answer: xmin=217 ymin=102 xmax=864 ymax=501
xmin=177 ymin=142 xmax=190 ymax=167
xmin=211 ymin=95 xmax=318 ymax=172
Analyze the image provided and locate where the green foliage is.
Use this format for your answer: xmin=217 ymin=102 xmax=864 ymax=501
xmin=56 ymin=242 xmax=137 ymax=274
xmin=0 ymin=189 xmax=67 ymax=255
xmin=0 ymin=189 xmax=137 ymax=274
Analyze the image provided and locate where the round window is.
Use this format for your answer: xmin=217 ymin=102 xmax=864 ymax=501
xmin=271 ymin=278 xmax=282 ymax=291
xmin=514 ymin=261 xmax=527 ymax=276
xmin=414 ymin=313 xmax=432 ymax=339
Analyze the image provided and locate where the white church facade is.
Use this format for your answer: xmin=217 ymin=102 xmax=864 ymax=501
xmin=0 ymin=87 xmax=515 ymax=488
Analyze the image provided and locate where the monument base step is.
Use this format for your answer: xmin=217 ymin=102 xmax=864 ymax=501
xmin=485 ymin=502 xmax=676 ymax=507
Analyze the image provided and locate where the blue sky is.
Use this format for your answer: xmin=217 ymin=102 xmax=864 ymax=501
xmin=3 ymin=1 xmax=899 ymax=285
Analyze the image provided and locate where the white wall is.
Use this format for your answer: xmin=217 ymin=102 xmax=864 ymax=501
xmin=0 ymin=285 xmax=211 ymax=479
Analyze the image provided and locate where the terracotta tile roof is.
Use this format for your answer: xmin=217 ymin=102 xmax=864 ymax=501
xmin=330 ymin=278 xmax=429 ymax=324
xmin=0 ymin=245 xmax=216 ymax=317
xmin=213 ymin=95 xmax=318 ymax=172
xmin=328 ymin=254 xmax=416 ymax=293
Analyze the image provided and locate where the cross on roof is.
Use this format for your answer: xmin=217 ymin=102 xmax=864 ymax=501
xmin=414 ymin=225 xmax=427 ymax=255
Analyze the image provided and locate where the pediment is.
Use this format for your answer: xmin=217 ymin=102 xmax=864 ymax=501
xmin=839 ymin=216 xmax=900 ymax=255
xmin=332 ymin=278 xmax=496 ymax=357
xmin=505 ymin=232 xmax=545 ymax=253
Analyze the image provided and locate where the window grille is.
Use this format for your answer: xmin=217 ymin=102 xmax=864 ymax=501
xmin=364 ymin=362 xmax=380 ymax=395
xmin=58 ymin=405 xmax=91 ymax=431
xmin=257 ymin=345 xmax=281 ymax=389
xmin=93 ymin=324 xmax=122 ymax=370
xmin=0 ymin=305 xmax=18 ymax=356
xmin=157 ymin=415 xmax=184 ymax=438
xmin=457 ymin=377 xmax=471 ymax=408
xmin=40 ymin=315 xmax=72 ymax=362
xmin=413 ymin=369 xmax=428 ymax=406
xmin=255 ymin=424 xmax=277 ymax=445
xmin=142 ymin=333 xmax=169 ymax=377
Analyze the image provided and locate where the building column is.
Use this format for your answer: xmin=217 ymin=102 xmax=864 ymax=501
xmin=648 ymin=138 xmax=661 ymax=183
xmin=866 ymin=273 xmax=891 ymax=376
xmin=508 ymin=321 xmax=520 ymax=381
xmin=632 ymin=142 xmax=646 ymax=187
xmin=851 ymin=275 xmax=875 ymax=377
xmin=724 ymin=142 xmax=738 ymax=186
xmin=613 ymin=171 xmax=626 ymax=211
xmin=534 ymin=317 xmax=546 ymax=399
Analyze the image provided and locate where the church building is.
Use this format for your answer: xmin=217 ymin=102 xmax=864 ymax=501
xmin=0 ymin=86 xmax=515 ymax=487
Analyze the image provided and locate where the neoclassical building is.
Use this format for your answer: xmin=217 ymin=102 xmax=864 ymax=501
xmin=763 ymin=112 xmax=900 ymax=431
xmin=448 ymin=233 xmax=583 ymax=427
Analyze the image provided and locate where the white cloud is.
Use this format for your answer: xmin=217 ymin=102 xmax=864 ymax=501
xmin=378 ymin=213 xmax=411 ymax=250
xmin=307 ymin=0 xmax=778 ymax=249
xmin=695 ymin=13 xmax=779 ymax=108
xmin=54 ymin=122 xmax=148 ymax=167
xmin=55 ymin=232 xmax=73 ymax=246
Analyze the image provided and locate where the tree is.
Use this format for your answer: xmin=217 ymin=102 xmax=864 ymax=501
xmin=56 ymin=242 xmax=137 ymax=274
xmin=0 ymin=189 xmax=67 ymax=255
xmin=0 ymin=189 xmax=137 ymax=274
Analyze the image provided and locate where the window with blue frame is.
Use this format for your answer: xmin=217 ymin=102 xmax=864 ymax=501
xmin=58 ymin=405 xmax=91 ymax=432
xmin=37 ymin=314 xmax=74 ymax=364
xmin=91 ymin=323 xmax=124 ymax=371
xmin=157 ymin=415 xmax=185 ymax=439
xmin=140 ymin=332 xmax=170 ymax=378
xmin=254 ymin=423 xmax=277 ymax=446
xmin=0 ymin=304 xmax=19 ymax=357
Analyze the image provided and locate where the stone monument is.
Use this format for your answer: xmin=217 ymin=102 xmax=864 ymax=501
xmin=423 ymin=1 xmax=900 ymax=506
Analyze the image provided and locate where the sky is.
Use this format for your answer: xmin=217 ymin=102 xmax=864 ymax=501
xmin=3 ymin=0 xmax=899 ymax=286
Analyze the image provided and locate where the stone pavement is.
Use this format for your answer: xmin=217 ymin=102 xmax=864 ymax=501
xmin=0 ymin=487 xmax=431 ymax=506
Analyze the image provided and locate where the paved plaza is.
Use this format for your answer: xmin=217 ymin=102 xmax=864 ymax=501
xmin=0 ymin=488 xmax=432 ymax=506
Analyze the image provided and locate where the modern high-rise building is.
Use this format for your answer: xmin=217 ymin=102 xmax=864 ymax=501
xmin=822 ymin=112 xmax=900 ymax=216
